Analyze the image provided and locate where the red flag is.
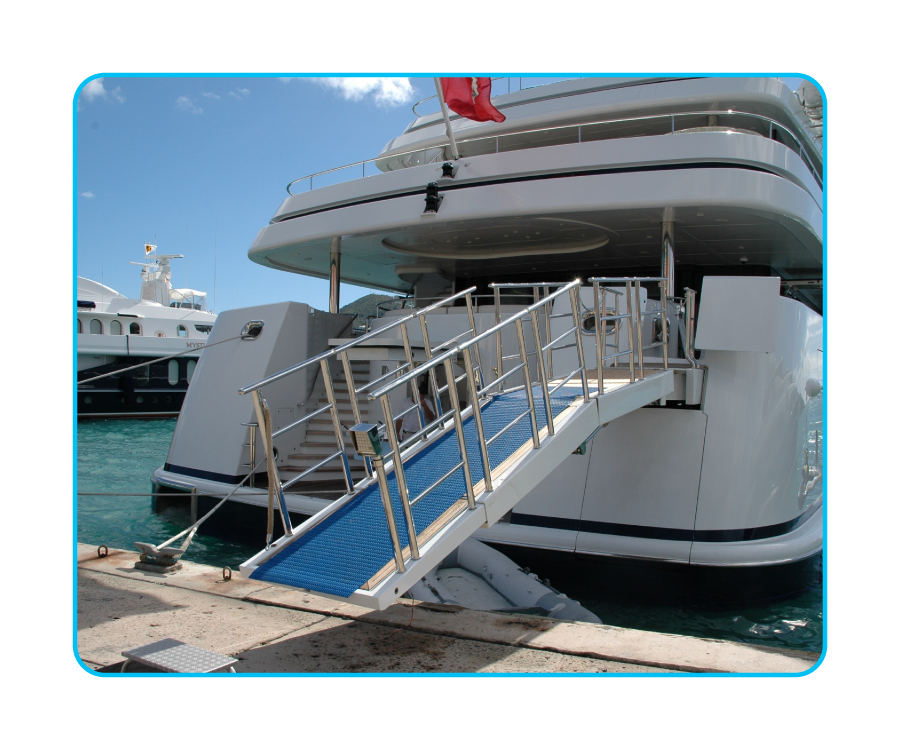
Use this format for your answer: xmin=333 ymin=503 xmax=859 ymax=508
xmin=439 ymin=77 xmax=506 ymax=123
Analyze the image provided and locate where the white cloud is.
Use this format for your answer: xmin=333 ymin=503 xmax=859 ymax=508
xmin=82 ymin=79 xmax=106 ymax=102
xmin=80 ymin=78 xmax=125 ymax=106
xmin=80 ymin=191 xmax=95 ymax=198
xmin=228 ymin=88 xmax=250 ymax=100
xmin=176 ymin=95 xmax=203 ymax=114
xmin=309 ymin=78 xmax=414 ymax=107
xmin=201 ymin=92 xmax=221 ymax=99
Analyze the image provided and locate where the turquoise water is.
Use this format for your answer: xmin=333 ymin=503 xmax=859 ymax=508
xmin=76 ymin=418 xmax=823 ymax=654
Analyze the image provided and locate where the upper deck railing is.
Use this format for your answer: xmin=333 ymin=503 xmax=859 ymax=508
xmin=285 ymin=108 xmax=822 ymax=196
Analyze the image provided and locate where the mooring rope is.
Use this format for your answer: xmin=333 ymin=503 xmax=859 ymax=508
xmin=77 ymin=333 xmax=247 ymax=385
xmin=154 ymin=456 xmax=267 ymax=551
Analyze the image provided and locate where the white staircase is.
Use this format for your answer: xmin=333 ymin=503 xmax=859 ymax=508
xmin=280 ymin=362 xmax=370 ymax=486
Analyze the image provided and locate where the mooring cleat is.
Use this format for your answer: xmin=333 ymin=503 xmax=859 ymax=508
xmin=133 ymin=542 xmax=186 ymax=573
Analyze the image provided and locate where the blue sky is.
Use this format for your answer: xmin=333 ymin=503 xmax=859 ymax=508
xmin=76 ymin=75 xmax=807 ymax=312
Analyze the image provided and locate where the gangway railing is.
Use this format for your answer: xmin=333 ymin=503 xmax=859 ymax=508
xmin=361 ymin=280 xmax=589 ymax=572
xmin=239 ymin=276 xmax=691 ymax=605
xmin=237 ymin=286 xmax=484 ymax=543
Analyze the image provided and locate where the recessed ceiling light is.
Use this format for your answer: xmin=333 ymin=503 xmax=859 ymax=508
xmin=697 ymin=212 xmax=704 ymax=217
xmin=646 ymin=235 xmax=652 ymax=239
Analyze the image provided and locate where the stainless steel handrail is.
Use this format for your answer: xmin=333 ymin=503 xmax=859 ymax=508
xmin=237 ymin=285 xmax=483 ymax=547
xmin=587 ymin=277 xmax=670 ymax=391
xmin=286 ymin=108 xmax=821 ymax=195
xmin=238 ymin=286 xmax=476 ymax=395
xmin=361 ymin=280 xmax=588 ymax=575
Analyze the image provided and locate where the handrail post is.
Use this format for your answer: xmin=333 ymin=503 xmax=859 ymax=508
xmin=593 ymin=281 xmax=605 ymax=396
xmin=251 ymin=390 xmax=293 ymax=539
xmin=464 ymin=293 xmax=485 ymax=390
xmin=443 ymin=358 xmax=476 ymax=508
xmin=400 ymin=322 xmax=426 ymax=439
xmin=634 ymin=280 xmax=645 ymax=379
xmin=493 ymin=286 xmax=503 ymax=392
xmin=613 ymin=290 xmax=621 ymax=367
xmin=660 ymin=278 xmax=669 ymax=371
xmin=625 ymin=281 xmax=636 ymax=383
xmin=530 ymin=308 xmax=555 ymax=435
xmin=418 ymin=314 xmax=443 ymax=418
xmin=340 ymin=350 xmax=372 ymax=479
xmin=516 ymin=318 xmax=541 ymax=448
xmin=569 ymin=285 xmax=590 ymax=401
xmin=542 ymin=285 xmax=553 ymax=379
xmin=380 ymin=394 xmax=420 ymax=560
xmin=320 ymin=359 xmax=354 ymax=495
xmin=372 ymin=453 xmax=406 ymax=574
xmin=463 ymin=347 xmax=493 ymax=492
xmin=684 ymin=287 xmax=699 ymax=367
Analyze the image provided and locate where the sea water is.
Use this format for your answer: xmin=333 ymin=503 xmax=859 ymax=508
xmin=76 ymin=418 xmax=823 ymax=653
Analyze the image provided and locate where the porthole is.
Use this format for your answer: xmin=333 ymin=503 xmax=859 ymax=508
xmin=130 ymin=322 xmax=141 ymax=335
xmin=186 ymin=360 xmax=197 ymax=384
xmin=165 ymin=396 xmax=173 ymax=404
xmin=110 ymin=320 xmax=122 ymax=335
xmin=168 ymin=359 xmax=180 ymax=385
xmin=176 ymin=325 xmax=187 ymax=337
xmin=83 ymin=395 xmax=92 ymax=404
xmin=89 ymin=319 xmax=102 ymax=334
xmin=582 ymin=309 xmax=617 ymax=336
xmin=136 ymin=396 xmax=144 ymax=404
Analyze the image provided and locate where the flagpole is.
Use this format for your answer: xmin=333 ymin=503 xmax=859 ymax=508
xmin=433 ymin=78 xmax=460 ymax=161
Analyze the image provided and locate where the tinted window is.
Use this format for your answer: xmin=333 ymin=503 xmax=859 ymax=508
xmin=177 ymin=325 xmax=187 ymax=337
xmin=110 ymin=320 xmax=122 ymax=335
xmin=168 ymin=359 xmax=180 ymax=385
xmin=89 ymin=319 xmax=102 ymax=334
xmin=130 ymin=322 xmax=141 ymax=335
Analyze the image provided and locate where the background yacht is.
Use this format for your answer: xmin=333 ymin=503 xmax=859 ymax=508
xmin=77 ymin=253 xmax=217 ymax=417
xmin=153 ymin=77 xmax=824 ymax=608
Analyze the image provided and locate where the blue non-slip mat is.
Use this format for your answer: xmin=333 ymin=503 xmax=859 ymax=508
xmin=250 ymin=386 xmax=582 ymax=597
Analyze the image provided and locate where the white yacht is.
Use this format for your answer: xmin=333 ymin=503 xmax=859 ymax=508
xmin=77 ymin=253 xmax=218 ymax=417
xmin=153 ymin=77 xmax=823 ymax=610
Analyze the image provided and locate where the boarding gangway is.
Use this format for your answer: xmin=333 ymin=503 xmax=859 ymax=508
xmin=238 ymin=278 xmax=682 ymax=610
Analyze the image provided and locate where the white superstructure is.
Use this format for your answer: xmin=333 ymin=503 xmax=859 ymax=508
xmin=154 ymin=77 xmax=823 ymax=581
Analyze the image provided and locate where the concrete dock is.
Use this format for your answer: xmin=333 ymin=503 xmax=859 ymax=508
xmin=76 ymin=544 xmax=820 ymax=674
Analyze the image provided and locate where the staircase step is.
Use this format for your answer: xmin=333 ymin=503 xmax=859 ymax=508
xmin=290 ymin=444 xmax=358 ymax=458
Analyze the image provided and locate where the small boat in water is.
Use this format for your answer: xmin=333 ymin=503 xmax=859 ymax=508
xmin=77 ymin=252 xmax=217 ymax=418
xmin=408 ymin=538 xmax=600 ymax=622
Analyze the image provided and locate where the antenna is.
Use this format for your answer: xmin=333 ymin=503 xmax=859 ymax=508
xmin=214 ymin=213 xmax=218 ymax=314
